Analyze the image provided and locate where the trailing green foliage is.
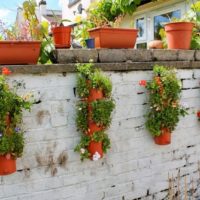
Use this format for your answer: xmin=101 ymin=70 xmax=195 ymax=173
xmin=76 ymin=63 xmax=112 ymax=98
xmin=75 ymin=63 xmax=114 ymax=161
xmin=144 ymin=65 xmax=188 ymax=136
xmin=0 ymin=69 xmax=32 ymax=158
xmin=91 ymin=99 xmax=115 ymax=127
xmin=76 ymin=101 xmax=88 ymax=133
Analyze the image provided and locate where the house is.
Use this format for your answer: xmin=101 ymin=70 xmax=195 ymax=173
xmin=121 ymin=0 xmax=197 ymax=48
xmin=60 ymin=0 xmax=94 ymax=22
xmin=61 ymin=0 xmax=197 ymax=48
xmin=16 ymin=0 xmax=62 ymax=29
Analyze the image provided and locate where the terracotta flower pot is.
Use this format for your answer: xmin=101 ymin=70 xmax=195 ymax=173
xmin=52 ymin=26 xmax=71 ymax=48
xmin=154 ymin=128 xmax=171 ymax=145
xmin=154 ymin=76 xmax=163 ymax=94
xmin=89 ymin=27 xmax=138 ymax=48
xmin=88 ymin=141 xmax=103 ymax=160
xmin=148 ymin=40 xmax=163 ymax=49
xmin=164 ymin=22 xmax=194 ymax=50
xmin=88 ymin=121 xmax=103 ymax=135
xmin=0 ymin=41 xmax=41 ymax=65
xmin=0 ymin=155 xmax=16 ymax=175
xmin=5 ymin=113 xmax=11 ymax=127
xmin=88 ymin=88 xmax=103 ymax=102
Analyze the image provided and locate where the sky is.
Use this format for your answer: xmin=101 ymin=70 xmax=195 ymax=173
xmin=0 ymin=0 xmax=62 ymax=24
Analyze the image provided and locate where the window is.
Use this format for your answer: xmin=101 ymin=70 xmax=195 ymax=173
xmin=68 ymin=0 xmax=80 ymax=7
xmin=136 ymin=17 xmax=146 ymax=40
xmin=136 ymin=43 xmax=147 ymax=49
xmin=154 ymin=10 xmax=181 ymax=39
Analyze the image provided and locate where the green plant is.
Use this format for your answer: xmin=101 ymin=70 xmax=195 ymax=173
xmin=75 ymin=62 xmax=114 ymax=161
xmin=87 ymin=0 xmax=141 ymax=27
xmin=74 ymin=20 xmax=95 ymax=47
xmin=140 ymin=65 xmax=188 ymax=137
xmin=76 ymin=101 xmax=88 ymax=133
xmin=0 ymin=67 xmax=32 ymax=158
xmin=91 ymin=99 xmax=115 ymax=127
xmin=74 ymin=131 xmax=111 ymax=161
xmin=22 ymin=0 xmax=55 ymax=64
xmin=91 ymin=70 xmax=112 ymax=98
xmin=160 ymin=1 xmax=200 ymax=49
xmin=76 ymin=62 xmax=112 ymax=98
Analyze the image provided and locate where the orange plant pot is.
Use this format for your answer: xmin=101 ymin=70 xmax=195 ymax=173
xmin=0 ymin=155 xmax=16 ymax=175
xmin=52 ymin=26 xmax=71 ymax=48
xmin=148 ymin=40 xmax=163 ymax=49
xmin=154 ymin=128 xmax=171 ymax=145
xmin=89 ymin=27 xmax=138 ymax=48
xmin=164 ymin=22 xmax=194 ymax=50
xmin=5 ymin=113 xmax=11 ymax=127
xmin=88 ymin=141 xmax=103 ymax=160
xmin=88 ymin=121 xmax=103 ymax=135
xmin=88 ymin=88 xmax=103 ymax=102
xmin=0 ymin=41 xmax=41 ymax=65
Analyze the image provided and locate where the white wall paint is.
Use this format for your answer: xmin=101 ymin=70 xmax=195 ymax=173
xmin=0 ymin=68 xmax=200 ymax=199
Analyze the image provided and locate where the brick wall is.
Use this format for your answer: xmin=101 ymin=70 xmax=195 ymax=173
xmin=1 ymin=50 xmax=200 ymax=200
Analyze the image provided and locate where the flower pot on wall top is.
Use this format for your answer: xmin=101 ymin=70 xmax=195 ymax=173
xmin=89 ymin=27 xmax=138 ymax=48
xmin=0 ymin=155 xmax=16 ymax=176
xmin=154 ymin=128 xmax=171 ymax=145
xmin=0 ymin=41 xmax=41 ymax=65
xmin=52 ymin=26 xmax=71 ymax=48
xmin=164 ymin=22 xmax=194 ymax=50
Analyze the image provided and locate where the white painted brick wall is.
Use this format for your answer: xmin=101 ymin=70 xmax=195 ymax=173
xmin=0 ymin=69 xmax=200 ymax=200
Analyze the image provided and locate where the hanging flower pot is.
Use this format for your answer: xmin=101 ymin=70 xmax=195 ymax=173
xmin=154 ymin=128 xmax=171 ymax=145
xmin=0 ymin=155 xmax=16 ymax=175
xmin=164 ymin=22 xmax=194 ymax=50
xmin=5 ymin=112 xmax=11 ymax=127
xmin=0 ymin=41 xmax=41 ymax=65
xmin=89 ymin=27 xmax=138 ymax=48
xmin=52 ymin=26 xmax=71 ymax=48
xmin=88 ymin=121 xmax=103 ymax=135
xmin=88 ymin=88 xmax=104 ymax=102
xmin=88 ymin=141 xmax=103 ymax=160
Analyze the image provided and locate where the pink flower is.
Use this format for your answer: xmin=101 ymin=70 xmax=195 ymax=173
xmin=139 ymin=80 xmax=147 ymax=87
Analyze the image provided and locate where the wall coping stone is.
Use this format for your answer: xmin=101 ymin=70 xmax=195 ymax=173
xmin=56 ymin=49 xmax=199 ymax=64
xmin=0 ymin=49 xmax=199 ymax=74
xmin=1 ymin=61 xmax=200 ymax=74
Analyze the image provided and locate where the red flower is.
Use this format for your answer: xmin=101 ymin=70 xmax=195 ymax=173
xmin=197 ymin=111 xmax=200 ymax=118
xmin=2 ymin=67 xmax=11 ymax=75
xmin=139 ymin=80 xmax=147 ymax=87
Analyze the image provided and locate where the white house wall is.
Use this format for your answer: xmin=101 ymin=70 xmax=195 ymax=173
xmin=61 ymin=0 xmax=92 ymax=23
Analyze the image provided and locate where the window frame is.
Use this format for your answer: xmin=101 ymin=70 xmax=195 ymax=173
xmin=135 ymin=15 xmax=147 ymax=41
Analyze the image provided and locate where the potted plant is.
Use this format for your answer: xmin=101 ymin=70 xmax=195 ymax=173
xmin=0 ymin=0 xmax=46 ymax=65
xmin=164 ymin=1 xmax=200 ymax=50
xmin=50 ymin=10 xmax=72 ymax=49
xmin=139 ymin=65 xmax=188 ymax=145
xmin=164 ymin=21 xmax=194 ymax=50
xmin=0 ymin=67 xmax=32 ymax=175
xmin=87 ymin=0 xmax=139 ymax=48
xmin=0 ymin=20 xmax=41 ymax=65
xmin=75 ymin=62 xmax=115 ymax=161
